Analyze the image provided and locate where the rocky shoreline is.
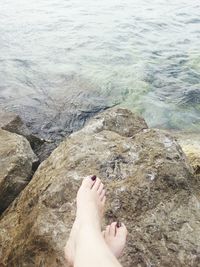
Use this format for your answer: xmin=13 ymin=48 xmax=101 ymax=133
xmin=0 ymin=107 xmax=200 ymax=266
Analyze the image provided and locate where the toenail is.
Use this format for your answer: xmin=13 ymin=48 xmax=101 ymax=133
xmin=91 ymin=175 xmax=96 ymax=181
xmin=116 ymin=222 xmax=121 ymax=228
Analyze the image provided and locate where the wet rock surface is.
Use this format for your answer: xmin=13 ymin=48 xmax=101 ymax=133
xmin=0 ymin=108 xmax=198 ymax=267
xmin=0 ymin=129 xmax=38 ymax=214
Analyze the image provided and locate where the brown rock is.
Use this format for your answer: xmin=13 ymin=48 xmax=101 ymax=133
xmin=0 ymin=108 xmax=198 ymax=267
xmin=0 ymin=109 xmax=33 ymax=140
xmin=0 ymin=109 xmax=49 ymax=161
xmin=0 ymin=129 xmax=38 ymax=214
xmin=175 ymin=132 xmax=200 ymax=175
xmin=82 ymin=107 xmax=148 ymax=137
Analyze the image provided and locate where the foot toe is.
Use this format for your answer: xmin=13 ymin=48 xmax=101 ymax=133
xmin=102 ymin=230 xmax=105 ymax=238
xmin=110 ymin=222 xmax=117 ymax=236
xmin=97 ymin=183 xmax=104 ymax=195
xmin=92 ymin=177 xmax=102 ymax=191
xmin=100 ymin=189 xmax=106 ymax=200
xmin=81 ymin=176 xmax=95 ymax=189
xmin=121 ymin=223 xmax=128 ymax=234
xmin=105 ymin=225 xmax=110 ymax=235
xmin=102 ymin=196 xmax=106 ymax=206
xmin=116 ymin=223 xmax=128 ymax=237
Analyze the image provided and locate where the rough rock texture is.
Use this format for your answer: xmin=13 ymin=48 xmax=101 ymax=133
xmin=0 ymin=129 xmax=38 ymax=214
xmin=0 ymin=109 xmax=43 ymax=146
xmin=0 ymin=109 xmax=46 ymax=161
xmin=82 ymin=107 xmax=148 ymax=137
xmin=175 ymin=132 xmax=200 ymax=175
xmin=0 ymin=108 xmax=198 ymax=267
xmin=0 ymin=110 xmax=30 ymax=135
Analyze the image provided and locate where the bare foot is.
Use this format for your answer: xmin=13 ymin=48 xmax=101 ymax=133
xmin=103 ymin=222 xmax=128 ymax=258
xmin=64 ymin=175 xmax=106 ymax=266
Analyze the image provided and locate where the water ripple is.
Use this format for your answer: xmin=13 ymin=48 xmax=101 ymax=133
xmin=0 ymin=0 xmax=199 ymax=133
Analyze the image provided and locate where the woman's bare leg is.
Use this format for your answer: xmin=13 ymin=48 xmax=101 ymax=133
xmin=74 ymin=176 xmax=122 ymax=267
xmin=64 ymin=175 xmax=106 ymax=266
xmin=65 ymin=176 xmax=123 ymax=267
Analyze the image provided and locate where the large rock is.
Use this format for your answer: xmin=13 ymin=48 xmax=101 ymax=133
xmin=0 ymin=109 xmax=46 ymax=161
xmin=82 ymin=107 xmax=148 ymax=137
xmin=0 ymin=108 xmax=198 ymax=267
xmin=0 ymin=129 xmax=38 ymax=214
xmin=0 ymin=109 xmax=41 ymax=145
xmin=175 ymin=132 xmax=200 ymax=175
xmin=0 ymin=109 xmax=29 ymax=135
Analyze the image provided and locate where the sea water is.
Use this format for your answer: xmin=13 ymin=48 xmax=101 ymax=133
xmin=0 ymin=0 xmax=199 ymax=134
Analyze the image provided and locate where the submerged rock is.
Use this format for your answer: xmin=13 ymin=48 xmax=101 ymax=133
xmin=181 ymin=87 xmax=200 ymax=106
xmin=0 ymin=89 xmax=111 ymax=161
xmin=0 ymin=77 xmax=111 ymax=143
xmin=0 ymin=129 xmax=38 ymax=214
xmin=0 ymin=108 xmax=197 ymax=267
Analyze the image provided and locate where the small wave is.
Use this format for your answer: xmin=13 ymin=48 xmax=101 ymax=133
xmin=186 ymin=18 xmax=200 ymax=24
xmin=12 ymin=59 xmax=34 ymax=68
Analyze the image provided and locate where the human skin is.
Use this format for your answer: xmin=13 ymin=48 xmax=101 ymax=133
xmin=65 ymin=176 xmax=126 ymax=267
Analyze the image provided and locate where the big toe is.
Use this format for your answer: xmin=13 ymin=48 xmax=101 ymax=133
xmin=81 ymin=175 xmax=96 ymax=189
xmin=92 ymin=177 xmax=102 ymax=191
xmin=116 ymin=223 xmax=128 ymax=238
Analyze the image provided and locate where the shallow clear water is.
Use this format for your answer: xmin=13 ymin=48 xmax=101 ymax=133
xmin=0 ymin=0 xmax=200 ymax=132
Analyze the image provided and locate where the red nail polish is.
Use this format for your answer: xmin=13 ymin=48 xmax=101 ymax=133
xmin=91 ymin=175 xmax=96 ymax=181
xmin=116 ymin=222 xmax=121 ymax=228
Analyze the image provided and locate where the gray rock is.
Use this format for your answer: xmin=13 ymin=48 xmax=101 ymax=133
xmin=0 ymin=110 xmax=29 ymax=135
xmin=0 ymin=129 xmax=38 ymax=214
xmin=0 ymin=109 xmax=48 ymax=161
xmin=81 ymin=107 xmax=148 ymax=137
xmin=0 ymin=108 xmax=197 ymax=267
xmin=174 ymin=131 xmax=200 ymax=175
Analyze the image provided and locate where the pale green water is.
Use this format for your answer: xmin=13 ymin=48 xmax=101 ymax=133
xmin=0 ymin=0 xmax=200 ymax=134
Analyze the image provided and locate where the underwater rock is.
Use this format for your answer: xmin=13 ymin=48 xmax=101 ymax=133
xmin=0 ymin=75 xmax=112 ymax=161
xmin=0 ymin=77 xmax=111 ymax=143
xmin=0 ymin=108 xmax=198 ymax=267
xmin=0 ymin=129 xmax=38 ymax=214
xmin=181 ymin=87 xmax=200 ymax=105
